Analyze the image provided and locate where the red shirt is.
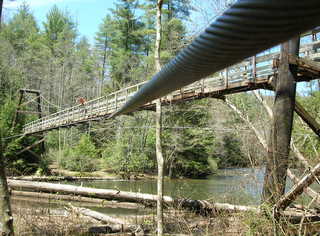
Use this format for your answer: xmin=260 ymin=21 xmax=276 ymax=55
xmin=78 ymin=97 xmax=86 ymax=105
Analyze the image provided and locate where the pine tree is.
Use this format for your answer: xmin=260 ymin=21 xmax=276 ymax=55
xmin=3 ymin=3 xmax=39 ymax=54
xmin=95 ymin=0 xmax=145 ymax=89
xmin=95 ymin=15 xmax=113 ymax=94
xmin=43 ymin=5 xmax=76 ymax=56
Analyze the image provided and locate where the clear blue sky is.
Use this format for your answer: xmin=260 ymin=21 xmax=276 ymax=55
xmin=3 ymin=0 xmax=212 ymax=43
xmin=3 ymin=0 xmax=117 ymax=42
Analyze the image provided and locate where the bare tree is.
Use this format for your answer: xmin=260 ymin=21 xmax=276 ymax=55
xmin=155 ymin=0 xmax=164 ymax=235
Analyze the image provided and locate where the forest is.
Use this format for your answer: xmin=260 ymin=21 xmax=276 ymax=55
xmin=0 ymin=0 xmax=319 ymax=179
xmin=0 ymin=0 xmax=320 ymax=235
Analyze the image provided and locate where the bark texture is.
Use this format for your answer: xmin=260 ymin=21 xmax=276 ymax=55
xmin=0 ymin=0 xmax=14 ymax=233
xmin=8 ymin=180 xmax=174 ymax=204
xmin=11 ymin=190 xmax=141 ymax=209
xmin=275 ymin=163 xmax=320 ymax=211
xmin=263 ymin=38 xmax=300 ymax=204
xmin=0 ymin=146 xmax=14 ymax=236
xmin=155 ymin=0 xmax=164 ymax=235
xmin=69 ymin=205 xmax=142 ymax=234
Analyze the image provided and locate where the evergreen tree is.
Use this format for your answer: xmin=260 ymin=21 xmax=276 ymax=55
xmin=95 ymin=15 xmax=113 ymax=94
xmin=95 ymin=0 xmax=145 ymax=89
xmin=43 ymin=5 xmax=77 ymax=56
xmin=2 ymin=3 xmax=39 ymax=54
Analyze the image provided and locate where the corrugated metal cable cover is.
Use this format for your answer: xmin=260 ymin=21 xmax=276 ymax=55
xmin=113 ymin=0 xmax=320 ymax=116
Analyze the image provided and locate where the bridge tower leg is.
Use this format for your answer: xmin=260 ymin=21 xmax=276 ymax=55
xmin=262 ymin=37 xmax=300 ymax=204
xmin=13 ymin=89 xmax=46 ymax=156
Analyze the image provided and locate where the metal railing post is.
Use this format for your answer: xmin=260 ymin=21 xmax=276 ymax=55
xmin=252 ymin=56 xmax=256 ymax=83
xmin=225 ymin=68 xmax=229 ymax=88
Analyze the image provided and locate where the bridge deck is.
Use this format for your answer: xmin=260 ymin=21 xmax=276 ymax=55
xmin=23 ymin=39 xmax=320 ymax=135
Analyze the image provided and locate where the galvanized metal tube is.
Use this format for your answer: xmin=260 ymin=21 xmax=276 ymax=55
xmin=113 ymin=0 xmax=320 ymax=116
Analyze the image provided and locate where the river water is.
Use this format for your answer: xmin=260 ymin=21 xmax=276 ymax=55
xmin=81 ymin=168 xmax=265 ymax=205
xmin=14 ymin=168 xmax=302 ymax=218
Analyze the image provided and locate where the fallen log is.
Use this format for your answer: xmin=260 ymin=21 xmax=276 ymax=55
xmin=8 ymin=180 xmax=174 ymax=204
xmin=11 ymin=190 xmax=142 ymax=209
xmin=8 ymin=179 xmax=260 ymax=215
xmin=286 ymin=170 xmax=320 ymax=205
xmin=9 ymin=179 xmax=320 ymax=221
xmin=88 ymin=228 xmax=136 ymax=236
xmin=275 ymin=163 xmax=320 ymax=212
xmin=177 ymin=199 xmax=259 ymax=215
xmin=68 ymin=205 xmax=143 ymax=234
xmin=9 ymin=180 xmax=264 ymax=214
xmin=9 ymin=176 xmax=118 ymax=182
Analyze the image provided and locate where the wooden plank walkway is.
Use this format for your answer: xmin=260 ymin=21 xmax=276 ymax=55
xmin=23 ymin=39 xmax=320 ymax=135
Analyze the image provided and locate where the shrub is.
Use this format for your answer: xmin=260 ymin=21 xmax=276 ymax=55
xmin=101 ymin=140 xmax=155 ymax=174
xmin=56 ymin=134 xmax=99 ymax=172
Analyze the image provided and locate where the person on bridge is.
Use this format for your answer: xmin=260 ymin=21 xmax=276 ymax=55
xmin=77 ymin=97 xmax=88 ymax=114
xmin=77 ymin=97 xmax=86 ymax=105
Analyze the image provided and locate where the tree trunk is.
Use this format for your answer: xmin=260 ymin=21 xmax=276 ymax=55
xmin=0 ymin=1 xmax=14 ymax=234
xmin=0 ymin=144 xmax=14 ymax=236
xmin=155 ymin=1 xmax=164 ymax=235
xmin=225 ymin=96 xmax=320 ymax=205
xmin=275 ymin=163 xmax=320 ymax=212
xmin=168 ymin=157 xmax=175 ymax=179
xmin=8 ymin=180 xmax=174 ymax=204
xmin=155 ymin=100 xmax=164 ymax=235
xmin=100 ymin=34 xmax=108 ymax=96
xmin=9 ymin=179 xmax=319 ymax=221
xmin=262 ymin=37 xmax=300 ymax=204
xmin=7 ymin=179 xmax=256 ymax=216
xmin=11 ymin=190 xmax=142 ymax=209
xmin=68 ymin=205 xmax=142 ymax=234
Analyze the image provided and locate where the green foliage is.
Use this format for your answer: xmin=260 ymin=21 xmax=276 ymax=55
xmin=101 ymin=115 xmax=155 ymax=174
xmin=95 ymin=1 xmax=146 ymax=88
xmin=163 ymin=101 xmax=215 ymax=178
xmin=74 ymin=134 xmax=98 ymax=158
xmin=43 ymin=5 xmax=77 ymax=52
xmin=57 ymin=134 xmax=98 ymax=172
xmin=0 ymin=97 xmax=45 ymax=175
xmin=3 ymin=0 xmax=319 ymax=182
xmin=207 ymin=157 xmax=218 ymax=173
xmin=2 ymin=3 xmax=39 ymax=54
xmin=292 ymin=91 xmax=320 ymax=166
xmin=102 ymin=141 xmax=154 ymax=173
xmin=213 ymin=135 xmax=249 ymax=168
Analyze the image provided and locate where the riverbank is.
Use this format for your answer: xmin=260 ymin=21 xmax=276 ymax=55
xmin=8 ymin=169 xmax=320 ymax=235
xmin=12 ymin=197 xmax=320 ymax=236
xmin=9 ymin=162 xmax=159 ymax=181
xmin=10 ymin=165 xmax=264 ymax=182
xmin=12 ymin=198 xmax=248 ymax=236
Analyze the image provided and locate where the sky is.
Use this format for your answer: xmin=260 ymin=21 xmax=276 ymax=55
xmin=2 ymin=0 xmax=215 ymax=44
xmin=3 ymin=0 xmax=117 ymax=43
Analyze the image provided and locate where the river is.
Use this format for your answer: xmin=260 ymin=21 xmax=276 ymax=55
xmin=14 ymin=167 xmax=304 ymax=218
xmin=81 ymin=168 xmax=265 ymax=205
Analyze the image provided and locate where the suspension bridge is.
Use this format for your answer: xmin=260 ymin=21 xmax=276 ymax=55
xmin=23 ymin=37 xmax=320 ymax=135
xmin=10 ymin=0 xmax=320 ymax=223
xmin=21 ymin=1 xmax=320 ymax=136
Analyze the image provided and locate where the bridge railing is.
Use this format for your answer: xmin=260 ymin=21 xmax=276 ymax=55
xmin=23 ymin=37 xmax=320 ymax=134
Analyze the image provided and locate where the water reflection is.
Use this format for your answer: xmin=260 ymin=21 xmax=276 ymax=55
xmin=77 ymin=168 xmax=266 ymax=205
